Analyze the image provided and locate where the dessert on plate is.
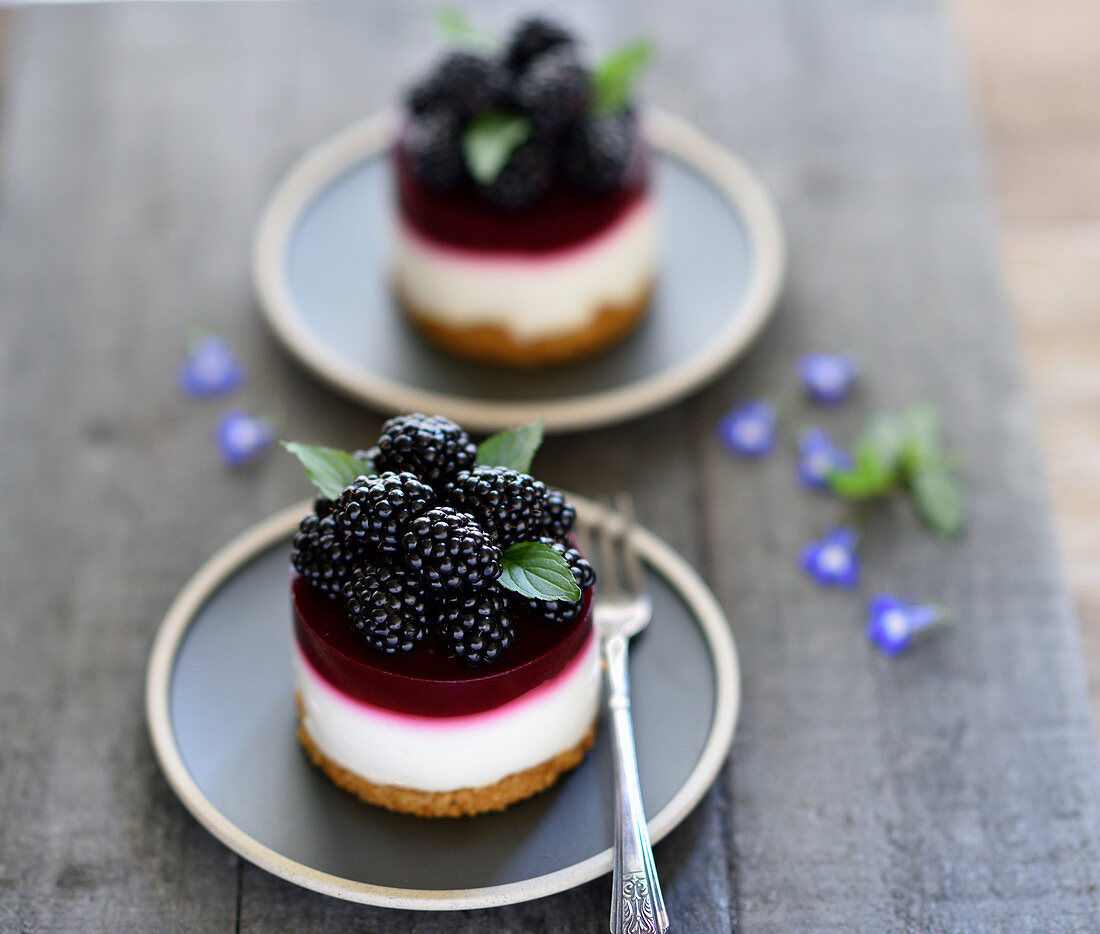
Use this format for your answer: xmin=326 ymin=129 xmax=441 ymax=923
xmin=286 ymin=414 xmax=599 ymax=817
xmin=393 ymin=16 xmax=657 ymax=367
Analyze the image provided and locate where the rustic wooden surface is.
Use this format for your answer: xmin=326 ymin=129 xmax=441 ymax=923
xmin=951 ymin=0 xmax=1100 ymax=722
xmin=2 ymin=1 xmax=1100 ymax=930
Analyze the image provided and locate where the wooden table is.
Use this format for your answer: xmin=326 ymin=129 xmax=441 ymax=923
xmin=3 ymin=2 xmax=1100 ymax=930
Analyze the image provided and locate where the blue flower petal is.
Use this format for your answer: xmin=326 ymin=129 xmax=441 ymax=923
xmin=865 ymin=593 xmax=945 ymax=656
xmin=801 ymin=526 xmax=861 ymax=589
xmin=718 ymin=400 xmax=777 ymax=458
xmin=180 ymin=335 xmax=245 ymax=398
xmin=216 ymin=410 xmax=274 ymax=467
xmin=799 ymin=353 xmax=858 ymax=405
xmin=797 ymin=428 xmax=854 ymax=490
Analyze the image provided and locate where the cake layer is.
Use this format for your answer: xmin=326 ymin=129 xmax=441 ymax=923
xmin=395 ymin=142 xmax=648 ymax=252
xmin=292 ymin=575 xmax=593 ymax=717
xmin=294 ymin=629 xmax=601 ymax=792
xmin=394 ymin=197 xmax=657 ymax=342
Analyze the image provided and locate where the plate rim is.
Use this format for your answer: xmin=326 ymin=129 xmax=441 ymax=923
xmin=145 ymin=495 xmax=740 ymax=910
xmin=252 ymin=108 xmax=786 ymax=434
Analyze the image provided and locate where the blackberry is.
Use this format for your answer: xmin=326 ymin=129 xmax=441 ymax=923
xmin=404 ymin=108 xmax=467 ymax=194
xmin=401 ymin=506 xmax=502 ymax=592
xmin=374 ymin=414 xmax=477 ymax=486
xmin=522 ymin=537 xmax=596 ymax=624
xmin=542 ymin=489 xmax=577 ymax=537
xmin=291 ymin=513 xmax=364 ymax=598
xmin=440 ymin=584 xmax=515 ymax=666
xmin=343 ymin=562 xmax=428 ymax=655
xmin=562 ymin=113 xmax=637 ymax=194
xmin=409 ymin=52 xmax=508 ymax=118
xmin=335 ymin=471 xmax=435 ymax=554
xmin=513 ymin=49 xmax=590 ymax=136
xmin=445 ymin=466 xmax=548 ymax=546
xmin=352 ymin=446 xmax=379 ymax=472
xmin=482 ymin=138 xmax=555 ymax=211
xmin=312 ymin=492 xmax=336 ymax=519
xmin=504 ymin=16 xmax=575 ymax=72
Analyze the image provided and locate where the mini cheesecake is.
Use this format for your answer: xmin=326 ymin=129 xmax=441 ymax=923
xmin=286 ymin=413 xmax=599 ymax=817
xmin=293 ymin=576 xmax=599 ymax=817
xmin=393 ymin=16 xmax=658 ymax=367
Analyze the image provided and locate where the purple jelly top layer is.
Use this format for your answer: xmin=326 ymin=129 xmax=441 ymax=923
xmin=394 ymin=138 xmax=650 ymax=254
xmin=292 ymin=574 xmax=594 ymax=718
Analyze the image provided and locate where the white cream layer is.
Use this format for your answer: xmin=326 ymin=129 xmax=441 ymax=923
xmin=295 ymin=630 xmax=601 ymax=792
xmin=394 ymin=198 xmax=657 ymax=341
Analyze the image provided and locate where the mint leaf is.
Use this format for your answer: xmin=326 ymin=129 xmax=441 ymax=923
xmin=909 ymin=465 xmax=965 ymax=538
xmin=499 ymin=541 xmax=582 ymax=602
xmin=829 ymin=441 xmax=897 ymax=500
xmin=463 ymin=113 xmax=532 ymax=185
xmin=863 ymin=414 xmax=906 ymax=473
xmin=283 ymin=441 xmax=373 ymax=499
xmin=900 ymin=403 xmax=943 ymax=472
xmin=433 ymin=7 xmax=496 ymax=50
xmin=592 ymin=37 xmax=655 ymax=116
xmin=476 ymin=420 xmax=544 ymax=473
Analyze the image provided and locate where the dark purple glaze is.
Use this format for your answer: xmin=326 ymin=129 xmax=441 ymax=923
xmin=394 ymin=139 xmax=649 ymax=254
xmin=292 ymin=574 xmax=594 ymax=718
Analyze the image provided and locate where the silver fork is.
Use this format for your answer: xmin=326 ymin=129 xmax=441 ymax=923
xmin=586 ymin=494 xmax=670 ymax=934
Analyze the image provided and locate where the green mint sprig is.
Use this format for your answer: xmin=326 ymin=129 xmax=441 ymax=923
xmin=592 ymin=37 xmax=655 ymax=116
xmin=282 ymin=442 xmax=374 ymax=499
xmin=476 ymin=419 xmax=544 ymax=473
xmin=462 ymin=112 xmax=533 ymax=184
xmin=499 ymin=541 xmax=582 ymax=601
xmin=434 ymin=7 xmax=497 ymax=51
xmin=828 ymin=404 xmax=965 ymax=538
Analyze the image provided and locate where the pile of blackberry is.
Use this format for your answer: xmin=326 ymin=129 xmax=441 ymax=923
xmin=403 ymin=17 xmax=641 ymax=208
xmin=291 ymin=414 xmax=594 ymax=666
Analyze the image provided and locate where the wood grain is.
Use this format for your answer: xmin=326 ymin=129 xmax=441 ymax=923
xmin=1 ymin=1 xmax=1098 ymax=930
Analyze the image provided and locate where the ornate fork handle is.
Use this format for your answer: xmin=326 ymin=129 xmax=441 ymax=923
xmin=605 ymin=630 xmax=669 ymax=933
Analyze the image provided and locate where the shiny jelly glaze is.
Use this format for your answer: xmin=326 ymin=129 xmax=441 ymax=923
xmin=292 ymin=574 xmax=594 ymax=718
xmin=394 ymin=139 xmax=649 ymax=254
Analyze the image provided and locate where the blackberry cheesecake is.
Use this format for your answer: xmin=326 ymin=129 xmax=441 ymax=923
xmin=286 ymin=415 xmax=599 ymax=817
xmin=395 ymin=17 xmax=657 ymax=367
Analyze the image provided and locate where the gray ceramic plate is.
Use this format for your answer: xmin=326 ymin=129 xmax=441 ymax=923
xmin=146 ymin=496 xmax=739 ymax=910
xmin=253 ymin=110 xmax=785 ymax=433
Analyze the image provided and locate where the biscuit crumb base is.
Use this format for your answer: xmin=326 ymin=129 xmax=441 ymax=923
xmin=398 ymin=280 xmax=653 ymax=369
xmin=296 ymin=698 xmax=597 ymax=818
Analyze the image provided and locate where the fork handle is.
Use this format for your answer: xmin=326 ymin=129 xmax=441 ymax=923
xmin=604 ymin=632 xmax=669 ymax=934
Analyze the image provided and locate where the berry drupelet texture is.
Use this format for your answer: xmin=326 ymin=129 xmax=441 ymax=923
xmin=483 ymin=138 xmax=556 ymax=210
xmin=504 ymin=17 xmax=575 ymax=72
xmin=403 ymin=109 xmax=467 ymax=194
xmin=291 ymin=513 xmax=363 ymax=599
xmin=374 ymin=414 xmax=478 ymax=486
xmin=542 ymin=489 xmax=577 ymax=537
xmin=563 ymin=114 xmax=636 ymax=194
xmin=440 ymin=584 xmax=516 ymax=666
xmin=401 ymin=506 xmax=503 ymax=592
xmin=512 ymin=48 xmax=590 ymax=135
xmin=411 ymin=52 xmax=508 ymax=118
xmin=343 ymin=562 xmax=429 ymax=654
xmin=336 ymin=471 xmax=435 ymax=554
xmin=445 ymin=466 xmax=549 ymax=546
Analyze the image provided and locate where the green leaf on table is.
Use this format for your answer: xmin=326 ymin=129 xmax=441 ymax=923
xmin=499 ymin=541 xmax=582 ymax=602
xmin=476 ymin=420 xmax=544 ymax=473
xmin=829 ymin=439 xmax=898 ymax=500
xmin=592 ymin=37 xmax=655 ymax=116
xmin=282 ymin=442 xmax=374 ymax=499
xmin=899 ymin=402 xmax=944 ymax=472
xmin=462 ymin=113 xmax=532 ymax=184
xmin=909 ymin=464 xmax=966 ymax=538
xmin=433 ymin=7 xmax=496 ymax=50
xmin=862 ymin=413 xmax=907 ymax=473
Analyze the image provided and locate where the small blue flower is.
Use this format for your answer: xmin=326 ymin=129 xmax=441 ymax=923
xmin=801 ymin=527 xmax=860 ymax=589
xmin=718 ymin=401 xmax=777 ymax=458
xmin=797 ymin=428 xmax=854 ymax=490
xmin=865 ymin=594 xmax=945 ymax=656
xmin=180 ymin=335 xmax=245 ymax=398
xmin=216 ymin=410 xmax=274 ymax=467
xmin=799 ymin=353 xmax=858 ymax=405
